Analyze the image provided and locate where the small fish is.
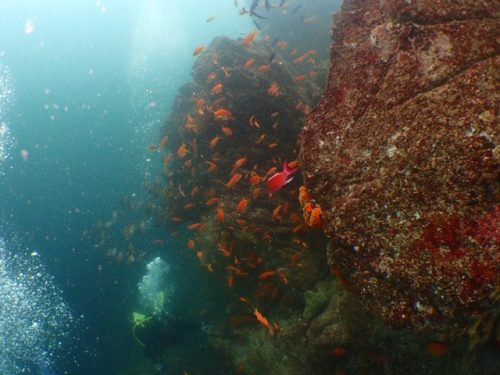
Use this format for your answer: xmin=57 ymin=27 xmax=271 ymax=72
xmin=188 ymin=223 xmax=205 ymax=230
xmin=221 ymin=126 xmax=233 ymax=136
xmin=213 ymin=108 xmax=233 ymax=120
xmin=206 ymin=16 xmax=215 ymax=23
xmin=218 ymin=242 xmax=232 ymax=257
xmin=235 ymin=198 xmax=249 ymax=214
xmin=233 ymin=157 xmax=248 ymax=169
xmin=207 ymin=72 xmax=216 ymax=82
xmin=187 ymin=239 xmax=195 ymax=249
xmin=184 ymin=203 xmax=195 ymax=210
xmin=211 ymin=83 xmax=223 ymax=94
xmin=243 ymin=58 xmax=255 ymax=69
xmin=191 ymin=186 xmax=201 ymax=197
xmin=206 ymin=197 xmax=219 ymax=206
xmin=192 ymin=45 xmax=206 ymax=56
xmin=225 ymin=173 xmax=242 ymax=189
xmin=216 ymin=207 xmax=225 ymax=222
xmin=258 ymin=270 xmax=275 ymax=280
xmin=253 ymin=307 xmax=275 ymax=335
xmin=267 ymin=162 xmax=298 ymax=193
xmin=293 ymin=74 xmax=306 ymax=83
xmin=249 ymin=172 xmax=261 ymax=185
xmin=267 ymin=82 xmax=280 ymax=96
xmin=206 ymin=160 xmax=218 ymax=173
xmin=241 ymin=31 xmax=258 ymax=46
xmin=177 ymin=143 xmax=188 ymax=158
xmin=210 ymin=135 xmax=221 ymax=148
xmin=258 ymin=64 xmax=271 ymax=72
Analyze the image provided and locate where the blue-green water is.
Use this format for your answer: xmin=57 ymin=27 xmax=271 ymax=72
xmin=0 ymin=1 xmax=253 ymax=373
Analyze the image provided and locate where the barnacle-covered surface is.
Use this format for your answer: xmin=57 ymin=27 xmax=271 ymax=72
xmin=301 ymin=0 xmax=499 ymax=333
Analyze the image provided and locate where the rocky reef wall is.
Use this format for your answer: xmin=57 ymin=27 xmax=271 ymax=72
xmin=300 ymin=0 xmax=499 ymax=331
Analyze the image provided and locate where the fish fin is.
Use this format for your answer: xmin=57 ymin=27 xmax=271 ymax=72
xmin=283 ymin=162 xmax=297 ymax=175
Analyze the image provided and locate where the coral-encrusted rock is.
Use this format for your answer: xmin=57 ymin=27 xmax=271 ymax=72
xmin=300 ymin=0 xmax=499 ymax=330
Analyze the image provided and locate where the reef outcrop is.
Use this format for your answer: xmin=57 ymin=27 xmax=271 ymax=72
xmin=300 ymin=0 xmax=499 ymax=331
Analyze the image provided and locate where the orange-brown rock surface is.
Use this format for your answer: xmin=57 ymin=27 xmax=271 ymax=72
xmin=300 ymin=0 xmax=499 ymax=330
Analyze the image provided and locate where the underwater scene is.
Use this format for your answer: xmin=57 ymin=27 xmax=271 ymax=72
xmin=0 ymin=0 xmax=498 ymax=374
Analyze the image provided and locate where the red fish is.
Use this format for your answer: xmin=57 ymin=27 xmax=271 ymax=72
xmin=266 ymin=162 xmax=297 ymax=193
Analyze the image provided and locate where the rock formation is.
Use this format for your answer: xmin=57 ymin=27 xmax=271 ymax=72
xmin=300 ymin=0 xmax=499 ymax=331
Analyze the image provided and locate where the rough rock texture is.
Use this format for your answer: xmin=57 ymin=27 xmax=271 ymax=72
xmin=300 ymin=0 xmax=499 ymax=330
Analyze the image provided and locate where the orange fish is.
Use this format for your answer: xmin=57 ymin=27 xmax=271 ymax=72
xmin=290 ymin=48 xmax=297 ymax=56
xmin=184 ymin=203 xmax=195 ymax=210
xmin=225 ymin=173 xmax=242 ymax=189
xmin=251 ymin=187 xmax=261 ymax=200
xmin=221 ymin=126 xmax=233 ymax=136
xmin=206 ymin=197 xmax=219 ymax=206
xmin=253 ymin=307 xmax=275 ymax=335
xmin=210 ymin=135 xmax=221 ymax=148
xmin=272 ymin=204 xmax=283 ymax=218
xmin=147 ymin=143 xmax=157 ymax=151
xmin=241 ymin=31 xmax=258 ymax=46
xmin=243 ymin=58 xmax=255 ymax=69
xmin=227 ymin=265 xmax=248 ymax=276
xmin=213 ymin=108 xmax=233 ymax=120
xmin=257 ymin=64 xmax=271 ymax=72
xmin=249 ymin=172 xmax=261 ymax=185
xmin=258 ymin=271 xmax=275 ymax=280
xmin=196 ymin=250 xmax=203 ymax=260
xmin=216 ymin=207 xmax=225 ymax=222
xmin=188 ymin=223 xmax=205 ymax=230
xmin=293 ymin=75 xmax=306 ymax=83
xmin=206 ymin=160 xmax=218 ymax=173
xmin=309 ymin=207 xmax=323 ymax=227
xmin=211 ymin=83 xmax=223 ymax=94
xmin=235 ymin=198 xmax=249 ymax=213
xmin=268 ymin=143 xmax=278 ymax=149
xmin=218 ymin=242 xmax=232 ymax=257
xmin=267 ymin=82 xmax=280 ymax=96
xmin=190 ymin=186 xmax=201 ymax=197
xmin=255 ymin=134 xmax=266 ymax=144
xmin=309 ymin=70 xmax=318 ymax=78
xmin=233 ymin=157 xmax=248 ymax=169
xmin=207 ymin=72 xmax=216 ymax=83
xmin=192 ymin=45 xmax=206 ymax=56
xmin=177 ymin=143 xmax=188 ymax=158
xmin=187 ymin=239 xmax=195 ymax=249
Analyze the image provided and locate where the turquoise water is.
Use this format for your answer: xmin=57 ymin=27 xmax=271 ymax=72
xmin=0 ymin=1 xmax=254 ymax=373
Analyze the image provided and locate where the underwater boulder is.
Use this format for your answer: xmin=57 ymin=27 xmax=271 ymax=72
xmin=300 ymin=0 xmax=499 ymax=331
